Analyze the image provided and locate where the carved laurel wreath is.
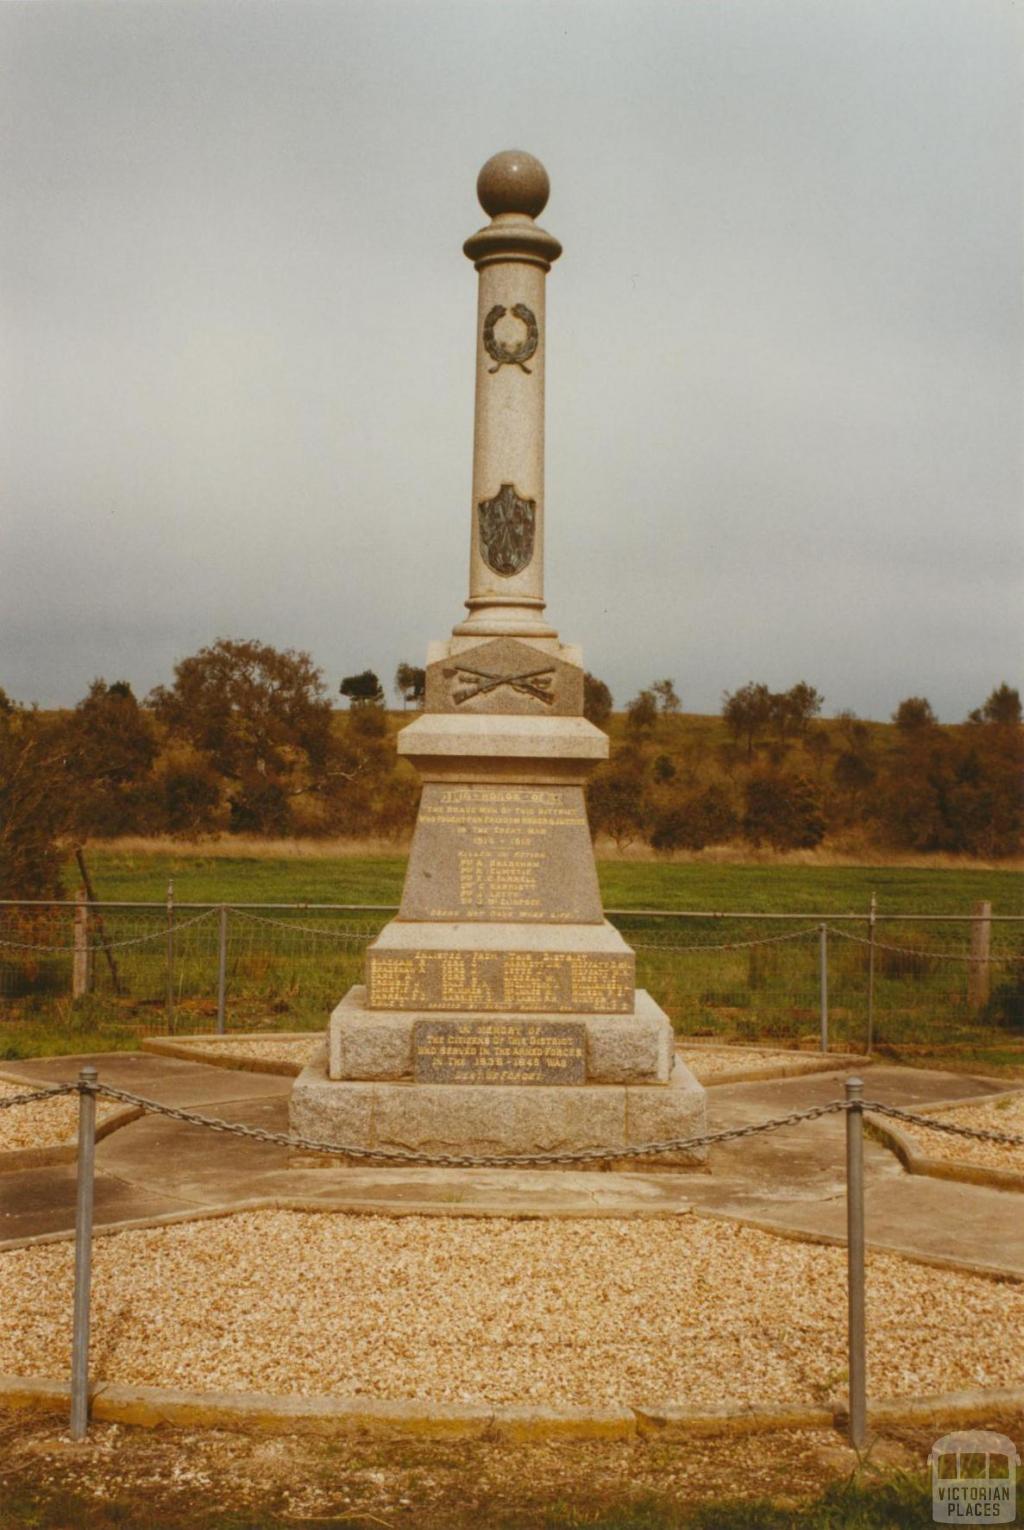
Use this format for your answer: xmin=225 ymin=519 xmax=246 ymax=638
xmin=483 ymin=303 xmax=539 ymax=373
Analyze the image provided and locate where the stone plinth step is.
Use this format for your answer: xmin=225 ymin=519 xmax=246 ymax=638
xmin=366 ymin=920 xmax=634 ymax=1014
xmin=329 ymin=986 xmax=673 ymax=1085
xmin=290 ymin=1052 xmax=706 ymax=1169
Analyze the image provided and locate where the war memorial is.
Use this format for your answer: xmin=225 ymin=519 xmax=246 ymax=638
xmin=291 ymin=151 xmax=707 ymax=1163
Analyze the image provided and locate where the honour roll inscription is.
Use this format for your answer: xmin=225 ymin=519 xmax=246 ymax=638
xmin=399 ymin=783 xmax=603 ymax=923
xmin=366 ymin=948 xmax=634 ymax=1013
xmin=414 ymin=1019 xmax=586 ymax=1085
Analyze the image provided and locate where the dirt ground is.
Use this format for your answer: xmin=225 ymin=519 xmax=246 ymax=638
xmin=5 ymin=1411 xmax=1017 ymax=1529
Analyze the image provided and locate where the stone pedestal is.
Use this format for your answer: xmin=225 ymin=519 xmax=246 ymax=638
xmin=288 ymin=150 xmax=707 ymax=1169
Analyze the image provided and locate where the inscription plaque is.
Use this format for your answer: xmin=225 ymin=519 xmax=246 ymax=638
xmin=414 ymin=1019 xmax=586 ymax=1085
xmin=399 ymin=783 xmax=604 ymax=923
xmin=366 ymin=948 xmax=634 ymax=1013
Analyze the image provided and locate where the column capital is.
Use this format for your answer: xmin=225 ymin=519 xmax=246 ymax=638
xmin=463 ymin=150 xmax=562 ymax=271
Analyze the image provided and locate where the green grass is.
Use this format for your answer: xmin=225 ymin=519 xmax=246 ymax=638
xmin=1 ymin=850 xmax=1020 ymax=1066
xmin=61 ymin=849 xmax=1024 ymax=916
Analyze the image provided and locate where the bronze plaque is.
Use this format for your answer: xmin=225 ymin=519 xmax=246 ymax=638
xmin=366 ymin=948 xmax=634 ymax=1013
xmin=478 ymin=483 xmax=535 ymax=576
xmin=414 ymin=1019 xmax=586 ymax=1085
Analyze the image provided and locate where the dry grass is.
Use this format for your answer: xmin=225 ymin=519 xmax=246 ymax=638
xmin=1 ymin=1211 xmax=1020 ymax=1408
xmin=84 ymin=834 xmax=409 ymax=860
xmin=82 ymin=833 xmax=1024 ymax=872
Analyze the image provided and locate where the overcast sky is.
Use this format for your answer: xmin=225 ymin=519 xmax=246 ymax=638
xmin=2 ymin=0 xmax=1021 ymax=721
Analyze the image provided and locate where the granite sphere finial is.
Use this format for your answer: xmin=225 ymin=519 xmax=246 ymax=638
xmin=477 ymin=150 xmax=550 ymax=219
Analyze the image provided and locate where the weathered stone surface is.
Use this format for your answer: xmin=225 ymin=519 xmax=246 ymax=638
xmin=587 ymin=992 xmax=674 ymax=1084
xmin=372 ymin=1079 xmax=626 ymax=1157
xmin=399 ymin=781 xmax=602 ymax=924
xmin=327 ymin=989 xmax=412 ymax=1081
xmin=290 ymin=1052 xmax=374 ymax=1146
xmin=291 ymin=1046 xmax=707 ymax=1165
xmin=328 ymin=986 xmax=677 ymax=1085
xmin=413 ymin=1018 xmax=587 ymax=1085
xmin=424 ymin=637 xmax=584 ymax=716
xmin=396 ymin=713 xmax=608 ymax=769
xmin=624 ymin=1060 xmax=708 ymax=1165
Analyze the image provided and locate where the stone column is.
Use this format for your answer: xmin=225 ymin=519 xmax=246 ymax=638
xmin=289 ymin=151 xmax=707 ymax=1167
xmin=455 ymin=151 xmax=561 ymax=640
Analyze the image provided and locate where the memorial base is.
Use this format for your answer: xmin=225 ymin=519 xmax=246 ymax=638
xmin=289 ymin=987 xmax=707 ymax=1169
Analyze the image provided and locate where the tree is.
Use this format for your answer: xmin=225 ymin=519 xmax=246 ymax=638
xmin=625 ymin=688 xmax=658 ymax=736
xmin=0 ymin=692 xmax=67 ymax=898
xmin=892 ymin=696 xmax=937 ymax=733
xmin=722 ymin=683 xmax=773 ymax=759
xmin=651 ymin=678 xmax=681 ymax=715
xmin=742 ymin=774 xmax=826 ymax=850
xmin=394 ymin=663 xmax=425 ymax=709
xmin=770 ymin=682 xmax=823 ymax=741
xmin=340 ymin=670 xmax=385 ymax=708
xmin=586 ymin=756 xmax=650 ymax=850
xmin=57 ymin=679 xmax=158 ymax=837
xmin=149 ymin=638 xmax=335 ymax=834
xmin=835 ymin=709 xmax=870 ymax=751
xmin=968 ymin=683 xmax=1022 ymax=728
xmin=650 ymin=784 xmax=739 ymax=852
xmin=583 ymin=672 xmax=613 ymax=727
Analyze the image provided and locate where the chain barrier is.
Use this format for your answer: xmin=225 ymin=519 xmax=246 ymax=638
xmin=864 ymin=1099 xmax=1024 ymax=1147
xmin=630 ymin=925 xmax=820 ymax=954
xmin=6 ymin=1079 xmax=1019 ymax=1160
xmin=827 ymin=925 xmax=1024 ymax=965
xmin=67 ymin=1080 xmax=847 ymax=1167
xmin=0 ymin=1083 xmax=79 ymax=1109
xmin=229 ymin=909 xmax=383 ymax=942
xmin=0 ymin=909 xmax=218 ymax=955
xmin=7 ymin=908 xmax=1018 ymax=962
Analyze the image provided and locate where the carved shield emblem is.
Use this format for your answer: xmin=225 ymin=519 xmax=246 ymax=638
xmin=477 ymin=483 xmax=536 ymax=577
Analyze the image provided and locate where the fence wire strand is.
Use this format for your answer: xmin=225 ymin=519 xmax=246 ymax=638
xmin=0 ymin=909 xmax=217 ymax=954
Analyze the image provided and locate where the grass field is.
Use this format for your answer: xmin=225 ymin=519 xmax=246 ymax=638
xmin=59 ymin=843 xmax=1024 ymax=916
xmin=1 ymin=845 xmax=1021 ymax=1067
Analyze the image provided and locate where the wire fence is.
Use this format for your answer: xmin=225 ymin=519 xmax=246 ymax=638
xmin=1 ymin=899 xmax=1022 ymax=1053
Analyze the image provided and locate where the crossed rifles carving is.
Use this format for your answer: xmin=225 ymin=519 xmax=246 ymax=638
xmin=444 ymin=663 xmax=556 ymax=706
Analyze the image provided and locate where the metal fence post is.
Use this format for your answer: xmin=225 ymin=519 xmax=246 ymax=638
xmin=165 ymin=880 xmax=175 ymax=1033
xmin=70 ymin=1066 xmax=97 ymax=1440
xmin=819 ymin=923 xmax=829 ymax=1053
xmin=845 ymin=1075 xmax=867 ymax=1450
xmin=216 ymin=905 xmax=228 ymax=1034
xmin=865 ymin=892 xmax=876 ymax=1055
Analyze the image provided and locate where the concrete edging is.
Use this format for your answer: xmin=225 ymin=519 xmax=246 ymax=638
xmin=2 ymin=1373 xmax=1021 ymax=1441
xmin=866 ymin=1089 xmax=1024 ymax=1195
xmin=0 ymin=1069 xmax=141 ymax=1175
xmin=141 ymin=1035 xmax=307 ymax=1077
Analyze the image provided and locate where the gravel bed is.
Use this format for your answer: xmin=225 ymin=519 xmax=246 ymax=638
xmin=181 ymin=1036 xmax=827 ymax=1085
xmin=676 ymin=1046 xmax=834 ymax=1082
xmin=1 ymin=1211 xmax=1020 ymax=1407
xmin=187 ymin=1036 xmax=318 ymax=1069
xmin=893 ymin=1092 xmax=1024 ymax=1174
xmin=0 ymin=1080 xmax=117 ymax=1154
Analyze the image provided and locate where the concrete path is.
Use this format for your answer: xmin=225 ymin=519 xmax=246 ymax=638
xmin=1 ymin=1052 xmax=1020 ymax=1276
